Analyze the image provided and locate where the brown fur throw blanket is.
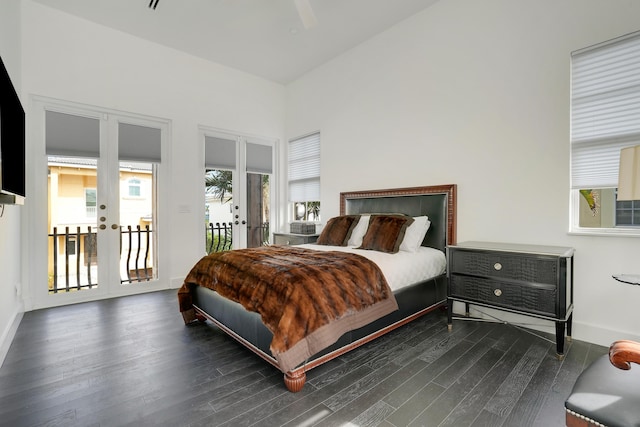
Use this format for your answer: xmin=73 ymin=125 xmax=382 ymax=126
xmin=178 ymin=246 xmax=398 ymax=372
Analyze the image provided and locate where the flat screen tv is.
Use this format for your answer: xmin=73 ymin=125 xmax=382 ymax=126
xmin=0 ymin=55 xmax=25 ymax=204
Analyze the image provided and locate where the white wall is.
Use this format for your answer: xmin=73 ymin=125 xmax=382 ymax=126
xmin=19 ymin=1 xmax=285 ymax=303
xmin=285 ymin=0 xmax=640 ymax=346
xmin=0 ymin=0 xmax=25 ymax=365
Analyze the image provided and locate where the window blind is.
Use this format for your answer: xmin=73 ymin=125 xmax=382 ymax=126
xmin=571 ymin=31 xmax=640 ymax=189
xmin=45 ymin=112 xmax=163 ymax=163
xmin=246 ymin=142 xmax=273 ymax=174
xmin=118 ymin=123 xmax=162 ymax=163
xmin=205 ymin=135 xmax=273 ymax=173
xmin=45 ymin=111 xmax=100 ymax=158
xmin=205 ymin=135 xmax=236 ymax=170
xmin=288 ymin=132 xmax=320 ymax=202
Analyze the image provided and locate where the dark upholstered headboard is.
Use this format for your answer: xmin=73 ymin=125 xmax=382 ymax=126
xmin=340 ymin=185 xmax=457 ymax=253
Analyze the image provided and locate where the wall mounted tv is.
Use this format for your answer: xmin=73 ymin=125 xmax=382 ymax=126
xmin=0 ymin=55 xmax=26 ymax=205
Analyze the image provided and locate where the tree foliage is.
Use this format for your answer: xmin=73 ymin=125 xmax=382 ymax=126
xmin=205 ymin=170 xmax=233 ymax=203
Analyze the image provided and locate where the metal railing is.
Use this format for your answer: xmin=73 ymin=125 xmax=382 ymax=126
xmin=121 ymin=225 xmax=153 ymax=284
xmin=205 ymin=221 xmax=270 ymax=254
xmin=206 ymin=222 xmax=233 ymax=253
xmin=48 ymin=222 xmax=270 ymax=292
xmin=48 ymin=225 xmax=154 ymax=293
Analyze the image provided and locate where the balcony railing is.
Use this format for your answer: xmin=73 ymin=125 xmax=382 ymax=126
xmin=206 ymin=222 xmax=233 ymax=253
xmin=121 ymin=225 xmax=154 ymax=284
xmin=206 ymin=221 xmax=270 ymax=254
xmin=48 ymin=222 xmax=269 ymax=292
xmin=48 ymin=225 xmax=154 ymax=293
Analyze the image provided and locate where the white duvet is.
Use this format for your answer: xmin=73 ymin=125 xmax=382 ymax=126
xmin=298 ymin=243 xmax=446 ymax=292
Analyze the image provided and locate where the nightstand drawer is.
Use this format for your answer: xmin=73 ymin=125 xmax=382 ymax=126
xmin=449 ymin=275 xmax=557 ymax=316
xmin=449 ymin=249 xmax=558 ymax=285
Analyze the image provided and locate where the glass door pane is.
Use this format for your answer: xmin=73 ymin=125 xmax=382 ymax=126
xmin=205 ymin=168 xmax=234 ymax=253
xmin=45 ymin=121 xmax=162 ymax=295
xmin=118 ymin=161 xmax=157 ymax=283
xmin=47 ymin=156 xmax=100 ymax=293
xmin=246 ymin=172 xmax=270 ymax=248
xmin=116 ymin=120 xmax=162 ymax=288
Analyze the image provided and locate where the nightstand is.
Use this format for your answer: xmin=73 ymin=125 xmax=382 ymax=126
xmin=273 ymin=232 xmax=319 ymax=246
xmin=446 ymin=241 xmax=574 ymax=359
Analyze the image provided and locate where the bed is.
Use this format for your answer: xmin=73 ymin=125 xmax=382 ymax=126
xmin=178 ymin=184 xmax=457 ymax=392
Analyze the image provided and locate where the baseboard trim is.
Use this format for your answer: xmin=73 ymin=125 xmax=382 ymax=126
xmin=0 ymin=309 xmax=23 ymax=368
xmin=458 ymin=304 xmax=640 ymax=348
xmin=572 ymin=320 xmax=640 ymax=347
xmin=170 ymin=276 xmax=185 ymax=288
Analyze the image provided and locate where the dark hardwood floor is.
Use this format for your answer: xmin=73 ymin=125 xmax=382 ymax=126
xmin=0 ymin=289 xmax=605 ymax=427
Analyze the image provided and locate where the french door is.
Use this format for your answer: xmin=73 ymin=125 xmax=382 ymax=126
xmin=203 ymin=128 xmax=276 ymax=251
xmin=30 ymin=98 xmax=169 ymax=309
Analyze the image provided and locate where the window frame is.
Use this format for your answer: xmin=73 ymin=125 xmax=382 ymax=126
xmin=84 ymin=188 xmax=97 ymax=218
xmin=287 ymin=131 xmax=320 ymax=223
xmin=127 ymin=178 xmax=142 ymax=197
xmin=569 ymin=30 xmax=640 ymax=236
xmin=570 ymin=190 xmax=640 ymax=236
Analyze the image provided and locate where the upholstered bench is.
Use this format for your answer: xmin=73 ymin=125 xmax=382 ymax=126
xmin=565 ymin=340 xmax=640 ymax=427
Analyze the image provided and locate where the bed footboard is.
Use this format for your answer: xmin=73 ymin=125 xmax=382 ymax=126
xmin=191 ymin=275 xmax=446 ymax=392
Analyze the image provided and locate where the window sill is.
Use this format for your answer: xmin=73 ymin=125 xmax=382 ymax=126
xmin=569 ymin=227 xmax=640 ymax=237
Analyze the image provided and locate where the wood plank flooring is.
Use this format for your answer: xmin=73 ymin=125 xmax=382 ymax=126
xmin=0 ymin=289 xmax=606 ymax=427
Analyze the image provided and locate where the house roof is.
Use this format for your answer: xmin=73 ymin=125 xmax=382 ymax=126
xmin=48 ymin=156 xmax=152 ymax=172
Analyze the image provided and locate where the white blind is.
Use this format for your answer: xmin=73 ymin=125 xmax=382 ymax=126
xmin=118 ymin=123 xmax=162 ymax=163
xmin=288 ymin=132 xmax=320 ymax=202
xmin=571 ymin=31 xmax=640 ymax=189
xmin=205 ymin=135 xmax=236 ymax=170
xmin=246 ymin=142 xmax=273 ymax=174
xmin=46 ymin=111 xmax=100 ymax=158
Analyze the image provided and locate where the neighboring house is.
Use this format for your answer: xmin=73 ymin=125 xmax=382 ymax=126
xmin=48 ymin=157 xmax=153 ymax=230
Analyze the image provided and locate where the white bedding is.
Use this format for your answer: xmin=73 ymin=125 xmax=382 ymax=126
xmin=299 ymin=244 xmax=446 ymax=292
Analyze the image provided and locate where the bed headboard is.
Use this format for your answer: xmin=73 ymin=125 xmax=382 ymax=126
xmin=340 ymin=185 xmax=457 ymax=253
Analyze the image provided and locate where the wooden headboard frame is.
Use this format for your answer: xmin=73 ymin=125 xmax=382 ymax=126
xmin=340 ymin=184 xmax=457 ymax=253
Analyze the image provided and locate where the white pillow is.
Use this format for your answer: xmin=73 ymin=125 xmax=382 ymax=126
xmin=347 ymin=215 xmax=370 ymax=246
xmin=400 ymin=216 xmax=431 ymax=252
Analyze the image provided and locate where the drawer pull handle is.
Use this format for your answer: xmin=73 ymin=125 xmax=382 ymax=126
xmin=494 ymin=288 xmax=502 ymax=297
xmin=494 ymin=262 xmax=502 ymax=271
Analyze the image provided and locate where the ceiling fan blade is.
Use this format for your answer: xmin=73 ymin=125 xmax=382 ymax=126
xmin=294 ymin=0 xmax=318 ymax=29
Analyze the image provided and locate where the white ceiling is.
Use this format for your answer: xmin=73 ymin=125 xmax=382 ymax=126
xmin=31 ymin=0 xmax=440 ymax=84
